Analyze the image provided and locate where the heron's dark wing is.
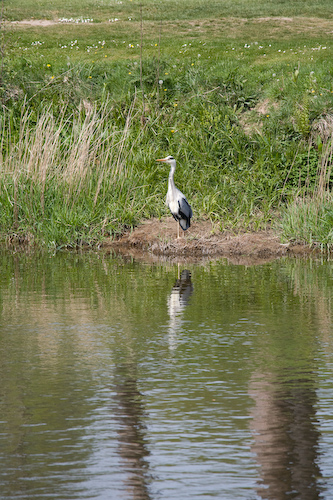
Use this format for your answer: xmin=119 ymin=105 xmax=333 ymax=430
xmin=178 ymin=197 xmax=193 ymax=230
xmin=178 ymin=197 xmax=192 ymax=219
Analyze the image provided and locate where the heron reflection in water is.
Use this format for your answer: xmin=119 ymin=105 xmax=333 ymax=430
xmin=167 ymin=267 xmax=193 ymax=350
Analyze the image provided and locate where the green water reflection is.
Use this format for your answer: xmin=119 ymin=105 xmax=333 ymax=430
xmin=0 ymin=251 xmax=333 ymax=499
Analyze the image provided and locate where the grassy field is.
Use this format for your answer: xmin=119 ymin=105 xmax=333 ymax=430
xmin=5 ymin=0 xmax=333 ymax=22
xmin=1 ymin=1 xmax=333 ymax=248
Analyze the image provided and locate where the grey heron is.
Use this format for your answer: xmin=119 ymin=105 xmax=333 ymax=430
xmin=156 ymin=155 xmax=193 ymax=239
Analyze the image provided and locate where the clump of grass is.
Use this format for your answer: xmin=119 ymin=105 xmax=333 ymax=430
xmin=280 ymin=115 xmax=333 ymax=249
xmin=280 ymin=196 xmax=333 ymax=250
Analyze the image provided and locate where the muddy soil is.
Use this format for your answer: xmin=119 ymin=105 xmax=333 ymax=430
xmin=104 ymin=218 xmax=314 ymax=264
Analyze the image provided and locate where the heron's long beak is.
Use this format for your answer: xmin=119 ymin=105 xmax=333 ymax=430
xmin=156 ymin=158 xmax=167 ymax=162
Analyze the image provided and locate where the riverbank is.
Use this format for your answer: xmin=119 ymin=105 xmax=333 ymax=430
xmin=2 ymin=2 xmax=333 ymax=251
xmin=105 ymin=217 xmax=315 ymax=264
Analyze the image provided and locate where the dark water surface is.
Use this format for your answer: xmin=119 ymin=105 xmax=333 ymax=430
xmin=1 ymin=251 xmax=333 ymax=499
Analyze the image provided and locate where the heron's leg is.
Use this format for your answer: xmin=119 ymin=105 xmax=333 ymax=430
xmin=177 ymin=222 xmax=180 ymax=239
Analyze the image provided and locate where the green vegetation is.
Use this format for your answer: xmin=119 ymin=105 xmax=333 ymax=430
xmin=1 ymin=0 xmax=333 ymax=248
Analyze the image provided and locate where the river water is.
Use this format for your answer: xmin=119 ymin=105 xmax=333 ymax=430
xmin=0 ymin=250 xmax=333 ymax=499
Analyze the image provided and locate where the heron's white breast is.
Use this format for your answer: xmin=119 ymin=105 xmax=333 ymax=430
xmin=167 ymin=198 xmax=179 ymax=215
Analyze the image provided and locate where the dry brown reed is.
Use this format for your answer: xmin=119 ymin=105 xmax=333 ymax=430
xmin=281 ymin=114 xmax=333 ymax=247
xmin=0 ymin=98 xmax=140 ymax=213
xmin=311 ymin=114 xmax=333 ymax=199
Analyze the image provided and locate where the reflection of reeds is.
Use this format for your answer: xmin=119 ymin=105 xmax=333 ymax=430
xmin=250 ymin=372 xmax=321 ymax=500
xmin=114 ymin=362 xmax=152 ymax=499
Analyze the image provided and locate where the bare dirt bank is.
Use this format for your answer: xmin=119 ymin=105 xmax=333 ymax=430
xmin=104 ymin=218 xmax=314 ymax=264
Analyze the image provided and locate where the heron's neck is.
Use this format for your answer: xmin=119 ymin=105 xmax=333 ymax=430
xmin=168 ymin=163 xmax=176 ymax=184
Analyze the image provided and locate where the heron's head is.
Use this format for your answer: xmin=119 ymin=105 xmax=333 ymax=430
xmin=156 ymin=155 xmax=176 ymax=165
